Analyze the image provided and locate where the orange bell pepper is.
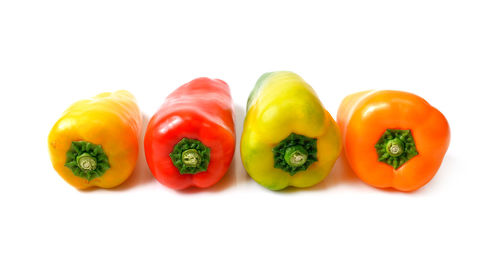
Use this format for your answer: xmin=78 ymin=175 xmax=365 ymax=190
xmin=337 ymin=90 xmax=450 ymax=191
xmin=48 ymin=91 xmax=141 ymax=189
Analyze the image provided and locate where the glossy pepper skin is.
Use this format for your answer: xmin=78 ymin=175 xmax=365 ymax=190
xmin=144 ymin=78 xmax=235 ymax=190
xmin=337 ymin=90 xmax=450 ymax=191
xmin=48 ymin=91 xmax=142 ymax=189
xmin=241 ymin=71 xmax=342 ymax=190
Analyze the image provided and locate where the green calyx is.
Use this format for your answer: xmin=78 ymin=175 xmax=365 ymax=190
xmin=272 ymin=133 xmax=318 ymax=175
xmin=169 ymin=138 xmax=210 ymax=174
xmin=375 ymin=129 xmax=418 ymax=169
xmin=65 ymin=141 xmax=110 ymax=180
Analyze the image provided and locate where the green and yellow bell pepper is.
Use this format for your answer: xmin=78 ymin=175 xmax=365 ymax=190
xmin=241 ymin=71 xmax=342 ymax=190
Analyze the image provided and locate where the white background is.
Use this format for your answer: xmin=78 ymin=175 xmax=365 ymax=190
xmin=1 ymin=0 xmax=499 ymax=269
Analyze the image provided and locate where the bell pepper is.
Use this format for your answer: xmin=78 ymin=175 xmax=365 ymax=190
xmin=144 ymin=77 xmax=235 ymax=189
xmin=337 ymin=90 xmax=450 ymax=191
xmin=241 ymin=71 xmax=342 ymax=190
xmin=48 ymin=90 xmax=142 ymax=189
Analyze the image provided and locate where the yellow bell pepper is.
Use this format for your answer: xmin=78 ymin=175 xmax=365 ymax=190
xmin=241 ymin=71 xmax=342 ymax=190
xmin=48 ymin=90 xmax=142 ymax=189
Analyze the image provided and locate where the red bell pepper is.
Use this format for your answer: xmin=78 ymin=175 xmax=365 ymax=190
xmin=144 ymin=78 xmax=236 ymax=189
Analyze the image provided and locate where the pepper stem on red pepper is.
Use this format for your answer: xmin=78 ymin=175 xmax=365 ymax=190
xmin=181 ymin=149 xmax=201 ymax=167
xmin=375 ymin=129 xmax=418 ymax=169
xmin=64 ymin=141 xmax=110 ymax=180
xmin=272 ymin=133 xmax=318 ymax=175
xmin=170 ymin=138 xmax=210 ymax=174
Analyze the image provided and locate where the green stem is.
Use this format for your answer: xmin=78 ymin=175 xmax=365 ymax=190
xmin=385 ymin=138 xmax=405 ymax=157
xmin=65 ymin=141 xmax=110 ymax=180
xmin=272 ymin=133 xmax=317 ymax=175
xmin=375 ymin=129 xmax=419 ymax=169
xmin=284 ymin=145 xmax=308 ymax=167
xmin=181 ymin=149 xmax=201 ymax=167
xmin=169 ymin=138 xmax=210 ymax=174
xmin=76 ymin=153 xmax=97 ymax=171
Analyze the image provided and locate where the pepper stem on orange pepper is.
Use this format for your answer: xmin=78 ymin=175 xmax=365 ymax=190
xmin=170 ymin=138 xmax=210 ymax=174
xmin=375 ymin=129 xmax=418 ymax=169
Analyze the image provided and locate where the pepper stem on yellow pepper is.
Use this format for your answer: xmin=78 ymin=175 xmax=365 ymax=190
xmin=272 ymin=133 xmax=318 ymax=175
xmin=76 ymin=153 xmax=97 ymax=170
xmin=284 ymin=145 xmax=308 ymax=167
xmin=64 ymin=141 xmax=110 ymax=180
